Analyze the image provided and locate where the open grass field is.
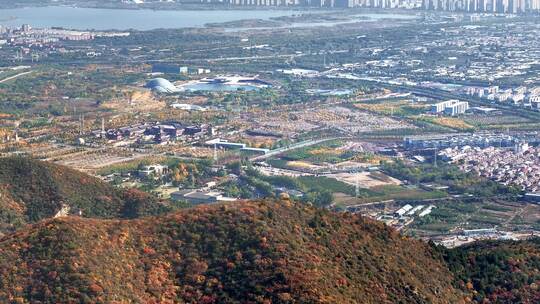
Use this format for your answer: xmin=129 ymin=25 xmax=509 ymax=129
xmin=415 ymin=116 xmax=474 ymax=131
xmin=332 ymin=184 xmax=447 ymax=206
xmin=354 ymin=100 xmax=427 ymax=116
xmin=463 ymin=114 xmax=532 ymax=126
xmin=280 ymin=139 xmax=358 ymax=164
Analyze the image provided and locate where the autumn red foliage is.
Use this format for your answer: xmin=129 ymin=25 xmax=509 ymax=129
xmin=0 ymin=199 xmax=467 ymax=303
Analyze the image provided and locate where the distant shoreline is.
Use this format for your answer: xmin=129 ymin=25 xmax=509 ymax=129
xmin=0 ymin=3 xmax=418 ymax=15
xmin=0 ymin=3 xmax=323 ymax=12
xmin=0 ymin=16 xmax=16 ymax=22
xmin=0 ymin=5 xmax=419 ymax=32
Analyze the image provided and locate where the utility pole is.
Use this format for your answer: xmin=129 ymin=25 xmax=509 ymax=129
xmin=79 ymin=114 xmax=85 ymax=135
xmin=101 ymin=117 xmax=106 ymax=138
xmin=355 ymin=177 xmax=360 ymax=198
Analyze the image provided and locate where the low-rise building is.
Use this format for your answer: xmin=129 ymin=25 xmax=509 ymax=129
xmin=171 ymin=189 xmax=237 ymax=205
xmin=139 ymin=164 xmax=168 ymax=178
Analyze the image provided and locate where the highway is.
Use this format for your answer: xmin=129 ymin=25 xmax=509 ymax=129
xmin=357 ymin=78 xmax=540 ymax=121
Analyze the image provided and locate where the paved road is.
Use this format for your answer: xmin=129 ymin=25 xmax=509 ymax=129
xmin=0 ymin=71 xmax=32 ymax=83
xmin=250 ymin=137 xmax=345 ymax=162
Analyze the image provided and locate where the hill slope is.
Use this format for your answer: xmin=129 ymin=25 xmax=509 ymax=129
xmin=0 ymin=157 xmax=165 ymax=234
xmin=444 ymin=239 xmax=540 ymax=303
xmin=0 ymin=199 xmax=466 ymax=304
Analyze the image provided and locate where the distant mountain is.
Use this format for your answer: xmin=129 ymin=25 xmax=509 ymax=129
xmin=0 ymin=199 xmax=467 ymax=303
xmin=0 ymin=157 xmax=167 ymax=234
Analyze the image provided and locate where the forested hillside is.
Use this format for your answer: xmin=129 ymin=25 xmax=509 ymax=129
xmin=0 ymin=199 xmax=465 ymax=304
xmin=0 ymin=157 xmax=167 ymax=234
xmin=1 ymin=158 xmax=540 ymax=303
xmin=444 ymin=239 xmax=540 ymax=303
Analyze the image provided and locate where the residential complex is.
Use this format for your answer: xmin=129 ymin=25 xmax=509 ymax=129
xmin=403 ymin=133 xmax=540 ymax=150
xmin=202 ymin=0 xmax=540 ymax=11
xmin=466 ymin=85 xmax=540 ymax=107
xmin=430 ymin=100 xmax=469 ymax=116
xmin=422 ymin=0 xmax=540 ymax=13
xmin=440 ymin=145 xmax=540 ymax=192
xmin=215 ymin=0 xmax=423 ymax=8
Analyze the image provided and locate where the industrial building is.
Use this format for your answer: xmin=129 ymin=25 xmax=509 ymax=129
xmin=395 ymin=204 xmax=413 ymax=217
xmin=403 ymin=133 xmax=523 ymax=150
xmin=152 ymin=64 xmax=188 ymax=74
xmin=99 ymin=121 xmax=209 ymax=144
xmin=170 ymin=190 xmax=237 ymax=205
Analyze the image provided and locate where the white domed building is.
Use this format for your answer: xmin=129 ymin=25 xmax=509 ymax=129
xmin=145 ymin=78 xmax=180 ymax=94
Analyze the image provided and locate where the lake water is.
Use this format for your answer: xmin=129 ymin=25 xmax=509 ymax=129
xmin=0 ymin=6 xmax=417 ymax=31
xmin=0 ymin=6 xmax=304 ymax=31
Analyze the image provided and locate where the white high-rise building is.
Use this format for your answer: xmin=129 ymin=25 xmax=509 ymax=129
xmin=431 ymin=100 xmax=469 ymax=116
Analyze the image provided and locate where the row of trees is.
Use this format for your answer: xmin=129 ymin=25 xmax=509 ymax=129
xmin=219 ymin=163 xmax=334 ymax=207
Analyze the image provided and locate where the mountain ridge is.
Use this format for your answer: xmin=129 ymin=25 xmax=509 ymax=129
xmin=0 ymin=199 xmax=465 ymax=304
xmin=0 ymin=157 xmax=166 ymax=234
xmin=1 ymin=157 xmax=540 ymax=303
